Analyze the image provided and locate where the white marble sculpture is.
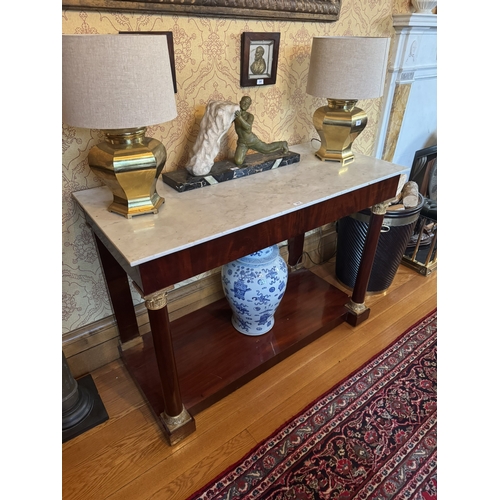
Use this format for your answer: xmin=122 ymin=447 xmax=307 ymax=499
xmin=185 ymin=100 xmax=240 ymax=176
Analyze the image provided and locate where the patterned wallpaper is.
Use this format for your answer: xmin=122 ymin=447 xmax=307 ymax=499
xmin=62 ymin=0 xmax=414 ymax=335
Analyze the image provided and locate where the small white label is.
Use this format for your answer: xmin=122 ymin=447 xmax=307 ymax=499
xmin=355 ymin=119 xmax=362 ymax=126
xmin=293 ymin=201 xmax=303 ymax=206
xmin=257 ymin=79 xmax=264 ymax=85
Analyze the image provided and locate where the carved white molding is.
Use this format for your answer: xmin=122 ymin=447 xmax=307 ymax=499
xmin=393 ymin=13 xmax=438 ymax=28
xmin=374 ymin=14 xmax=437 ymax=165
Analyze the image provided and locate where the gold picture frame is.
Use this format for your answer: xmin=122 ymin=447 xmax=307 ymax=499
xmin=62 ymin=0 xmax=341 ymax=23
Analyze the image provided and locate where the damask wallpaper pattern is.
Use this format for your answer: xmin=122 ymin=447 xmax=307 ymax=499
xmin=62 ymin=0 xmax=414 ymax=335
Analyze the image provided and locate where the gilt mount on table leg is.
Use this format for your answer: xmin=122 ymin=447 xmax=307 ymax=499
xmin=143 ymin=287 xmax=196 ymax=445
xmin=345 ymin=202 xmax=388 ymax=326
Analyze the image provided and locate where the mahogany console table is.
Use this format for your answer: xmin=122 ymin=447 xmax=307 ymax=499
xmin=73 ymin=142 xmax=407 ymax=445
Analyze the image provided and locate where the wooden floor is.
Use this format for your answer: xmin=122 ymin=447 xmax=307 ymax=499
xmin=62 ymin=261 xmax=437 ymax=500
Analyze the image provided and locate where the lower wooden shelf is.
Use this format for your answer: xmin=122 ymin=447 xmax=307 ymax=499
xmin=121 ymin=268 xmax=349 ymax=418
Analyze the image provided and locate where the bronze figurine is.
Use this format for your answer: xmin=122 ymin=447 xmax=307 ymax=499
xmin=233 ymin=96 xmax=288 ymax=166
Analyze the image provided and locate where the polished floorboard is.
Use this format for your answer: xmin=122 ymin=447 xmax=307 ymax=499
xmin=62 ymin=261 xmax=437 ymax=500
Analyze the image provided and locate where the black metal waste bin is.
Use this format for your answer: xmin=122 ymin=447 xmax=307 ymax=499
xmin=335 ymin=194 xmax=424 ymax=293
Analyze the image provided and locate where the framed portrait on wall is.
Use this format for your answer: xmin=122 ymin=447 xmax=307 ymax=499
xmin=240 ymin=33 xmax=280 ymax=87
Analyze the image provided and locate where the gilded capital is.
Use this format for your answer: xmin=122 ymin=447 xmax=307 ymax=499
xmin=145 ymin=291 xmax=168 ymax=310
xmin=132 ymin=281 xmax=173 ymax=310
xmin=372 ymin=202 xmax=389 ymax=215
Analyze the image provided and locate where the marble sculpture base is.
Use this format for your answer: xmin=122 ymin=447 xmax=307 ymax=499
xmin=162 ymin=150 xmax=300 ymax=192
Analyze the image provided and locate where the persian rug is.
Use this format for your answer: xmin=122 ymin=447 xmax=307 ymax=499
xmin=188 ymin=310 xmax=437 ymax=500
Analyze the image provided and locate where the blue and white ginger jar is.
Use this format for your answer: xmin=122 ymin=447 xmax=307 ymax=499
xmin=221 ymin=245 xmax=288 ymax=336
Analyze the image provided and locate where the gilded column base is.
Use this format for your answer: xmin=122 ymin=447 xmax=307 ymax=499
xmin=345 ymin=299 xmax=371 ymax=326
xmin=345 ymin=299 xmax=368 ymax=315
xmin=160 ymin=406 xmax=196 ymax=446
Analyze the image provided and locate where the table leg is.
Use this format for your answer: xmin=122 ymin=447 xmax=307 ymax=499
xmin=288 ymin=234 xmax=305 ymax=270
xmin=345 ymin=203 xmax=387 ymax=326
xmin=94 ymin=235 xmax=140 ymax=344
xmin=144 ymin=289 xmax=196 ymax=446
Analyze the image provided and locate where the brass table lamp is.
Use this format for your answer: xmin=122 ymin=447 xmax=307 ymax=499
xmin=62 ymin=34 xmax=177 ymax=218
xmin=306 ymin=36 xmax=390 ymax=166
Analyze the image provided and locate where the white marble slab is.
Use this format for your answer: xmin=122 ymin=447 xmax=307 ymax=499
xmin=72 ymin=142 xmax=407 ymax=267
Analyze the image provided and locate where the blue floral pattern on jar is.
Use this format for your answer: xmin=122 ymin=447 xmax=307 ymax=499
xmin=221 ymin=245 xmax=288 ymax=336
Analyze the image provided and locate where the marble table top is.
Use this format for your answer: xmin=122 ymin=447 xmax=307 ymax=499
xmin=72 ymin=142 xmax=409 ymax=267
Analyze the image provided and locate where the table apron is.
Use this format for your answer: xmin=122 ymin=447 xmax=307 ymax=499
xmin=137 ymin=177 xmax=399 ymax=295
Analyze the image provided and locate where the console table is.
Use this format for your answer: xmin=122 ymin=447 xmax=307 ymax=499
xmin=73 ymin=142 xmax=407 ymax=445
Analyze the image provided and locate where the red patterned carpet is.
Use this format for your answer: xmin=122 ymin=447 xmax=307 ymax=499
xmin=188 ymin=310 xmax=437 ymax=500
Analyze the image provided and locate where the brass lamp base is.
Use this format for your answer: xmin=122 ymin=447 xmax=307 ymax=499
xmin=312 ymin=99 xmax=367 ymax=166
xmin=88 ymin=127 xmax=166 ymax=218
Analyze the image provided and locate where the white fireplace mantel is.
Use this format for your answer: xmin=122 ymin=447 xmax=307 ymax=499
xmin=374 ymin=13 xmax=437 ymax=168
xmin=393 ymin=13 xmax=438 ymax=29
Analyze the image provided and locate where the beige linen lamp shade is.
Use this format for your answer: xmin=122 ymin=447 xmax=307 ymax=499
xmin=306 ymin=36 xmax=390 ymax=165
xmin=62 ymin=34 xmax=178 ymax=218
xmin=62 ymin=34 xmax=177 ymax=129
xmin=306 ymin=36 xmax=390 ymax=99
